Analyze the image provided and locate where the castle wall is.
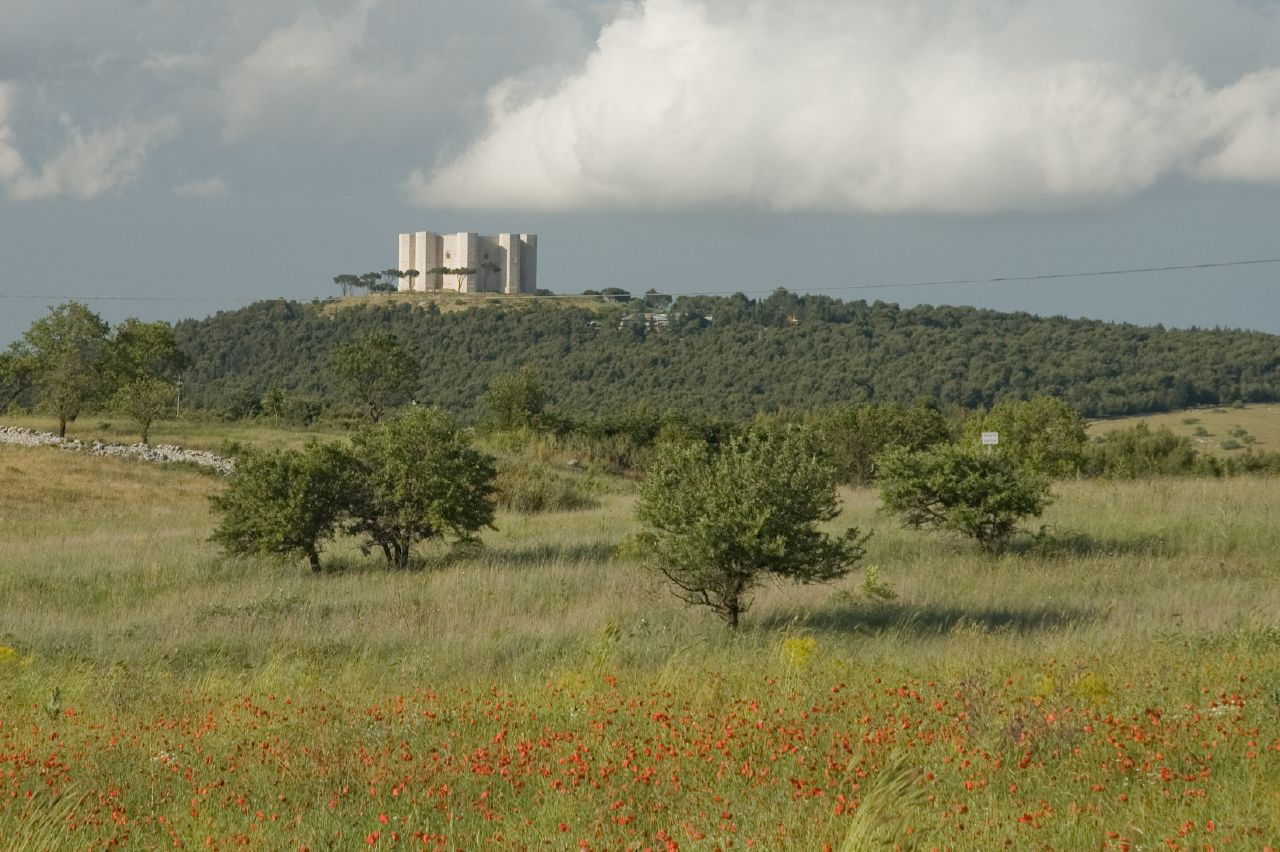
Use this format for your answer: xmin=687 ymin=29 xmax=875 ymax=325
xmin=398 ymin=230 xmax=537 ymax=294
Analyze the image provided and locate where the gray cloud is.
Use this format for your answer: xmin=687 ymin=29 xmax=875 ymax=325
xmin=409 ymin=0 xmax=1280 ymax=213
xmin=0 ymin=82 xmax=178 ymax=201
xmin=173 ymin=177 xmax=230 ymax=198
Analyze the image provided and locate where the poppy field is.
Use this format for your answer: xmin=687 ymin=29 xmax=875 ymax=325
xmin=2 ymin=441 xmax=1280 ymax=847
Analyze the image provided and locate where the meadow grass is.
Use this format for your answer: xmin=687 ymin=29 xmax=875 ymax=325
xmin=1091 ymin=402 xmax=1280 ymax=456
xmin=1 ymin=439 xmax=1278 ymax=847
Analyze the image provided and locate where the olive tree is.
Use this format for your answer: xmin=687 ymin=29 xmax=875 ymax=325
xmin=330 ymin=333 xmax=418 ymax=422
xmin=346 ymin=408 xmax=497 ymax=569
xmin=636 ymin=426 xmax=868 ymax=629
xmin=209 ymin=442 xmax=350 ymax=572
xmin=878 ymin=444 xmax=1052 ymax=553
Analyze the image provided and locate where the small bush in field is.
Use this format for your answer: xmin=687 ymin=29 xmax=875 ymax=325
xmin=1221 ymin=438 xmax=1243 ymax=450
xmin=878 ymin=444 xmax=1052 ymax=553
xmin=1182 ymin=417 xmax=1200 ymax=425
xmin=636 ymin=426 xmax=867 ymax=629
xmin=1193 ymin=426 xmax=1211 ymax=437
xmin=493 ymin=458 xmax=597 ymax=514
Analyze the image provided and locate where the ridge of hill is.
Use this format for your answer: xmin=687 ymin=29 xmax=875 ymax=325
xmin=173 ymin=291 xmax=1280 ymax=421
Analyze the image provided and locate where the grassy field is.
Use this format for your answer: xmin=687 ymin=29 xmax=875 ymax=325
xmin=1 ymin=430 xmax=1279 ymax=848
xmin=1090 ymin=402 xmax=1280 ymax=457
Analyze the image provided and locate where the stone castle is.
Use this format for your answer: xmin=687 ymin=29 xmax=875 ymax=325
xmin=397 ymin=231 xmax=538 ymax=294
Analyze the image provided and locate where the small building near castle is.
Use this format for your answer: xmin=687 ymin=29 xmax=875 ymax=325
xmin=397 ymin=231 xmax=538 ymax=294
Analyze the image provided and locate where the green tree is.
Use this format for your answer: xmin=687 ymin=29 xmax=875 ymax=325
xmin=878 ymin=444 xmax=1052 ymax=553
xmin=0 ymin=343 xmax=34 ymax=412
xmin=23 ymin=302 xmax=112 ymax=437
xmin=961 ymin=396 xmax=1087 ymax=477
xmin=112 ymin=378 xmax=176 ymax=445
xmin=209 ymin=442 xmax=350 ymax=572
xmin=484 ymin=366 xmax=547 ymax=431
xmin=346 ymin=408 xmax=497 ymax=569
xmin=333 ymin=274 xmax=360 ymax=297
xmin=109 ymin=318 xmax=189 ymax=444
xmin=330 ymin=333 xmax=418 ymax=422
xmin=636 ymin=426 xmax=868 ymax=629
xmin=813 ymin=400 xmax=952 ymax=485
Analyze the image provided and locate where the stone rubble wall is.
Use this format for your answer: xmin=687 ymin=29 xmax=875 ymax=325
xmin=0 ymin=425 xmax=235 ymax=475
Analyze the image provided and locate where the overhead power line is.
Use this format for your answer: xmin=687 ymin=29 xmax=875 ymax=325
xmin=0 ymin=255 xmax=1277 ymax=304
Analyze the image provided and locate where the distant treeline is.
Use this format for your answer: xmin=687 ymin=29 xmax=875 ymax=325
xmin=172 ymin=291 xmax=1280 ymax=421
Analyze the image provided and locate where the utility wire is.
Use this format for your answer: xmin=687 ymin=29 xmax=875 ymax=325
xmin=0 ymin=256 xmax=1278 ymax=304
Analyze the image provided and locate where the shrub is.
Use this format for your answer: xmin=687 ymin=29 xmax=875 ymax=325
xmin=960 ymin=396 xmax=1087 ymax=478
xmin=209 ymin=442 xmax=350 ymax=571
xmin=1081 ymin=423 xmax=1201 ymax=478
xmin=493 ymin=458 xmax=596 ymax=514
xmin=484 ymin=366 xmax=548 ymax=432
xmin=812 ymin=400 xmax=951 ymax=485
xmin=1193 ymin=426 xmax=1210 ymax=437
xmin=878 ymin=444 xmax=1053 ymax=553
xmin=1220 ymin=438 xmax=1243 ymax=451
xmin=636 ymin=426 xmax=868 ymax=629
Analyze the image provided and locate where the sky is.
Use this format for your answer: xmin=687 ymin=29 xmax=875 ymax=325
xmin=3 ymin=0 xmax=1280 ymax=345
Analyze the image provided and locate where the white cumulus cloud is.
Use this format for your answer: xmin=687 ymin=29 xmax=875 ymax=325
xmin=407 ymin=0 xmax=1280 ymax=214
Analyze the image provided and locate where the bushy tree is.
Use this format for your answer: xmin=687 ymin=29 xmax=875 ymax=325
xmin=961 ymin=396 xmax=1087 ymax=477
xmin=109 ymin=318 xmax=189 ymax=444
xmin=330 ymin=333 xmax=418 ymax=422
xmin=813 ymin=400 xmax=952 ymax=485
xmin=23 ymin=303 xmax=112 ymax=437
xmin=878 ymin=444 xmax=1052 ymax=553
xmin=346 ymin=408 xmax=497 ymax=568
xmin=636 ymin=426 xmax=868 ymax=629
xmin=210 ymin=442 xmax=350 ymax=572
xmin=112 ymin=378 xmax=176 ymax=445
xmin=484 ymin=366 xmax=547 ymax=431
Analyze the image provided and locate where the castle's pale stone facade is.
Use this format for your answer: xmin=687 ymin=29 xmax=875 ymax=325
xmin=397 ymin=231 xmax=538 ymax=294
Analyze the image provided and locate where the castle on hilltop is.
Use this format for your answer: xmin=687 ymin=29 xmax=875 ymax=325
xmin=397 ymin=231 xmax=538 ymax=294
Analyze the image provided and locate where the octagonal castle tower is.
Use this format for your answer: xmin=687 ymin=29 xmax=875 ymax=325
xmin=397 ymin=231 xmax=537 ymax=294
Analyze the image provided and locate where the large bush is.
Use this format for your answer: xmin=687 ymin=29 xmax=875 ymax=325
xmin=960 ymin=396 xmax=1087 ymax=477
xmin=878 ymin=444 xmax=1052 ymax=553
xmin=1081 ymin=423 xmax=1204 ymax=478
xmin=636 ymin=426 xmax=868 ymax=629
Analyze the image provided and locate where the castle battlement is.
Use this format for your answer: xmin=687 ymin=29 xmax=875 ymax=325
xmin=397 ymin=231 xmax=538 ymax=294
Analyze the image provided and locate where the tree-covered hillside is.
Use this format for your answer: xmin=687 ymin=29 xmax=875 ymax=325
xmin=173 ymin=291 xmax=1280 ymax=420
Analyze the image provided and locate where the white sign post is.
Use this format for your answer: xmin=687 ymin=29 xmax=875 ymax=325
xmin=980 ymin=431 xmax=1000 ymax=448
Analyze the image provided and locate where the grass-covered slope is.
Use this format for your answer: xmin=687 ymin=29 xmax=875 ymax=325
xmin=2 ymin=434 xmax=1280 ymax=846
xmin=174 ymin=292 xmax=1280 ymax=420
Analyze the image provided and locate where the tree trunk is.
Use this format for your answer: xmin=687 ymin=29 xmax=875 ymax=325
xmin=307 ymin=548 xmax=321 ymax=573
xmin=141 ymin=422 xmax=151 ymax=445
xmin=58 ymin=416 xmax=67 ymax=438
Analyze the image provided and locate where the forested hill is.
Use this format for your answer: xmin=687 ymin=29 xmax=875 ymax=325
xmin=173 ymin=292 xmax=1280 ymax=420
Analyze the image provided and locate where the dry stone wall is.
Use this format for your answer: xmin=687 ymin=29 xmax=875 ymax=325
xmin=0 ymin=426 xmax=235 ymax=475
